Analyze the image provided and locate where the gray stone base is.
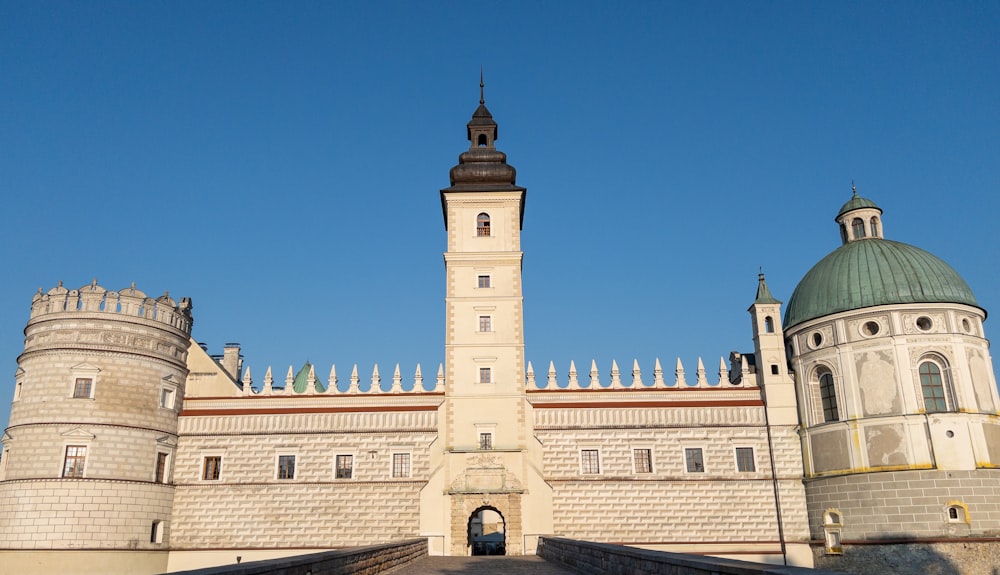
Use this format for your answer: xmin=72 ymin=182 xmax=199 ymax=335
xmin=812 ymin=540 xmax=1000 ymax=575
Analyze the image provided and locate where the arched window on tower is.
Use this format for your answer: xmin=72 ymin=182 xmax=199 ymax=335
xmin=818 ymin=370 xmax=840 ymax=423
xmin=870 ymin=217 xmax=880 ymax=237
xmin=919 ymin=360 xmax=951 ymax=412
xmin=477 ymin=213 xmax=491 ymax=237
xmin=764 ymin=316 xmax=774 ymax=333
xmin=839 ymin=224 xmax=848 ymax=244
xmin=851 ymin=218 xmax=866 ymax=239
xmin=477 ymin=134 xmax=488 ymax=147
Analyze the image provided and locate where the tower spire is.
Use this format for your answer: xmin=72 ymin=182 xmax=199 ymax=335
xmin=480 ymin=68 xmax=485 ymax=105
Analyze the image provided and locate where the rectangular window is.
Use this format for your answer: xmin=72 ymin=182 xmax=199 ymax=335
xmin=478 ymin=316 xmax=492 ymax=332
xmin=735 ymin=447 xmax=756 ymax=472
xmin=160 ymin=387 xmax=175 ymax=409
xmin=479 ymin=433 xmax=493 ymax=450
xmin=277 ymin=455 xmax=296 ymax=479
xmin=0 ymin=448 xmax=10 ymax=480
xmin=633 ymin=448 xmax=653 ymax=473
xmin=202 ymin=456 xmax=222 ymax=480
xmin=155 ymin=452 xmax=169 ymax=483
xmin=73 ymin=378 xmax=93 ymax=399
xmin=478 ymin=275 xmax=491 ymax=288
xmin=336 ymin=455 xmax=353 ymax=479
xmin=479 ymin=367 xmax=492 ymax=384
xmin=580 ymin=449 xmax=600 ymax=474
xmin=684 ymin=448 xmax=705 ymax=473
xmin=150 ymin=520 xmax=164 ymax=544
xmin=392 ymin=453 xmax=411 ymax=478
xmin=63 ymin=445 xmax=87 ymax=478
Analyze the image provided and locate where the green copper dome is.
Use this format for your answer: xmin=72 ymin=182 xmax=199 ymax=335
xmin=836 ymin=194 xmax=881 ymax=219
xmin=783 ymin=238 xmax=979 ymax=329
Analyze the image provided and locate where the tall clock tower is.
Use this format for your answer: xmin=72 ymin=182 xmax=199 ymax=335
xmin=420 ymin=83 xmax=551 ymax=555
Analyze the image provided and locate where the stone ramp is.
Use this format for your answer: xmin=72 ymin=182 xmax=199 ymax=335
xmin=404 ymin=556 xmax=581 ymax=575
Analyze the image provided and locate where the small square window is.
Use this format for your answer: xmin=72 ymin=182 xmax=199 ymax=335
xmin=633 ymin=448 xmax=653 ymax=473
xmin=479 ymin=433 xmax=493 ymax=450
xmin=735 ymin=447 xmax=756 ymax=472
xmin=73 ymin=378 xmax=93 ymax=399
xmin=202 ymin=456 xmax=222 ymax=480
xmin=155 ymin=452 xmax=169 ymax=483
xmin=479 ymin=316 xmax=492 ymax=333
xmin=336 ymin=455 xmax=353 ymax=479
xmin=392 ymin=453 xmax=411 ymax=478
xmin=478 ymin=275 xmax=491 ymax=288
xmin=277 ymin=454 xmax=296 ymax=479
xmin=684 ymin=448 xmax=705 ymax=473
xmin=479 ymin=368 xmax=492 ymax=384
xmin=580 ymin=449 xmax=600 ymax=474
xmin=63 ymin=445 xmax=87 ymax=478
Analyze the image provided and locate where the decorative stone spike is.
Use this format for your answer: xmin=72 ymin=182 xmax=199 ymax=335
xmin=740 ymin=355 xmax=750 ymax=387
xmin=242 ymin=366 xmax=253 ymax=395
xmin=284 ymin=365 xmax=294 ymax=393
xmin=526 ymin=361 xmax=535 ymax=388
xmin=371 ymin=364 xmax=381 ymax=393
xmin=718 ymin=357 xmax=729 ymax=386
xmin=547 ymin=361 xmax=557 ymax=388
xmin=653 ymin=358 xmax=665 ymax=387
xmin=391 ymin=363 xmax=403 ymax=394
xmin=632 ymin=359 xmax=643 ymax=387
xmin=263 ymin=366 xmax=274 ymax=395
xmin=696 ymin=357 xmax=708 ymax=387
xmin=306 ymin=364 xmax=317 ymax=394
xmin=436 ymin=363 xmax=445 ymax=391
xmin=414 ymin=364 xmax=424 ymax=392
xmin=675 ymin=358 xmax=687 ymax=387
xmin=568 ymin=360 xmax=579 ymax=389
xmin=328 ymin=364 xmax=338 ymax=393
xmin=348 ymin=364 xmax=360 ymax=394
xmin=610 ymin=359 xmax=621 ymax=388
xmin=589 ymin=360 xmax=600 ymax=389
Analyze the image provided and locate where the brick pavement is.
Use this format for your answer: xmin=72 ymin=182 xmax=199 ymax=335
xmin=402 ymin=556 xmax=581 ymax=574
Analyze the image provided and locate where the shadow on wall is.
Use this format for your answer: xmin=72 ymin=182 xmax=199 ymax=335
xmin=826 ymin=544 xmax=967 ymax=575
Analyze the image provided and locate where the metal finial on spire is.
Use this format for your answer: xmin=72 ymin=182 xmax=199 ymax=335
xmin=851 ymin=180 xmax=857 ymax=197
xmin=479 ymin=68 xmax=485 ymax=105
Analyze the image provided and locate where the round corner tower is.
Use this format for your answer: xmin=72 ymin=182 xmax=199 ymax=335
xmin=0 ymin=280 xmax=192 ymax=573
xmin=783 ymin=189 xmax=1000 ymax=572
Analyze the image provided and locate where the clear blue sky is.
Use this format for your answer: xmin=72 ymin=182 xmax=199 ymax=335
xmin=2 ymin=2 xmax=998 ymax=425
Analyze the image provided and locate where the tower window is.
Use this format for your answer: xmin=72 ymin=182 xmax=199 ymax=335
xmin=819 ymin=371 xmax=839 ymax=422
xmin=155 ymin=452 xmax=169 ymax=483
xmin=150 ymin=520 xmax=164 ymax=544
xmin=479 ymin=433 xmax=493 ymax=450
xmin=764 ymin=316 xmax=774 ymax=333
xmin=479 ymin=316 xmax=492 ymax=333
xmin=62 ymin=446 xmax=87 ymax=478
xmin=476 ymin=213 xmax=491 ymax=237
xmin=477 ymin=134 xmax=488 ymax=147
xmin=870 ymin=217 xmax=880 ymax=237
xmin=73 ymin=378 xmax=93 ymax=399
xmin=479 ymin=367 xmax=492 ymax=384
xmin=919 ymin=361 xmax=949 ymax=412
xmin=852 ymin=218 xmax=866 ymax=239
xmin=478 ymin=275 xmax=491 ymax=288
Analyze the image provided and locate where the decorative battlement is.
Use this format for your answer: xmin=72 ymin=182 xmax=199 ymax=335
xmin=526 ymin=355 xmax=756 ymax=390
xmin=238 ymin=362 xmax=446 ymax=395
xmin=29 ymin=280 xmax=193 ymax=333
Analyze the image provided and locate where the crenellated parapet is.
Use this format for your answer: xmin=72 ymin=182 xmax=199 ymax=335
xmin=526 ymin=355 xmax=755 ymax=390
xmin=29 ymin=279 xmax=193 ymax=334
xmin=238 ymin=361 xmax=446 ymax=395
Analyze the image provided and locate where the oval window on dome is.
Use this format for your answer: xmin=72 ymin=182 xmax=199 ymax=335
xmin=916 ymin=316 xmax=933 ymax=331
xmin=861 ymin=321 xmax=880 ymax=337
xmin=811 ymin=332 xmax=823 ymax=348
xmin=961 ymin=318 xmax=972 ymax=334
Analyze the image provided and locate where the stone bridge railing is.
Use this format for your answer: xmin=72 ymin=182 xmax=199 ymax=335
xmin=163 ymin=539 xmax=427 ymax=575
xmin=537 ymin=537 xmax=843 ymax=575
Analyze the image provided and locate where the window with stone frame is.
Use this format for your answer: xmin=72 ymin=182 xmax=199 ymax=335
xmin=479 ymin=367 xmax=492 ymax=384
xmin=202 ymin=456 xmax=222 ymax=480
xmin=580 ymin=449 xmax=601 ymax=474
xmin=392 ymin=452 xmax=411 ymax=478
xmin=851 ymin=217 xmax=866 ymax=239
xmin=476 ymin=213 xmax=491 ymax=237
xmin=73 ymin=378 xmax=93 ymax=399
xmin=735 ymin=447 xmax=756 ymax=472
xmin=633 ymin=448 xmax=653 ymax=474
xmin=684 ymin=447 xmax=705 ymax=473
xmin=155 ymin=452 xmax=169 ymax=483
xmin=479 ymin=432 xmax=493 ymax=450
xmin=277 ymin=454 xmax=296 ymax=479
xmin=819 ymin=371 xmax=839 ymax=422
xmin=63 ymin=445 xmax=87 ymax=478
xmin=478 ymin=275 xmax=491 ymax=288
xmin=919 ymin=360 xmax=950 ymax=412
xmin=336 ymin=454 xmax=353 ymax=479
xmin=479 ymin=315 xmax=492 ymax=333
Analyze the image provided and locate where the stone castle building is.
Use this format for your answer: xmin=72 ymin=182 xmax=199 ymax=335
xmin=1 ymin=92 xmax=998 ymax=575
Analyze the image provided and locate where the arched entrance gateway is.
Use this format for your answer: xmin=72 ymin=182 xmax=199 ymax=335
xmin=467 ymin=506 xmax=506 ymax=555
xmin=449 ymin=493 xmax=523 ymax=556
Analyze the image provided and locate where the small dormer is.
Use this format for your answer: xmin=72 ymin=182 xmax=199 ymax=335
xmin=836 ymin=184 xmax=884 ymax=244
